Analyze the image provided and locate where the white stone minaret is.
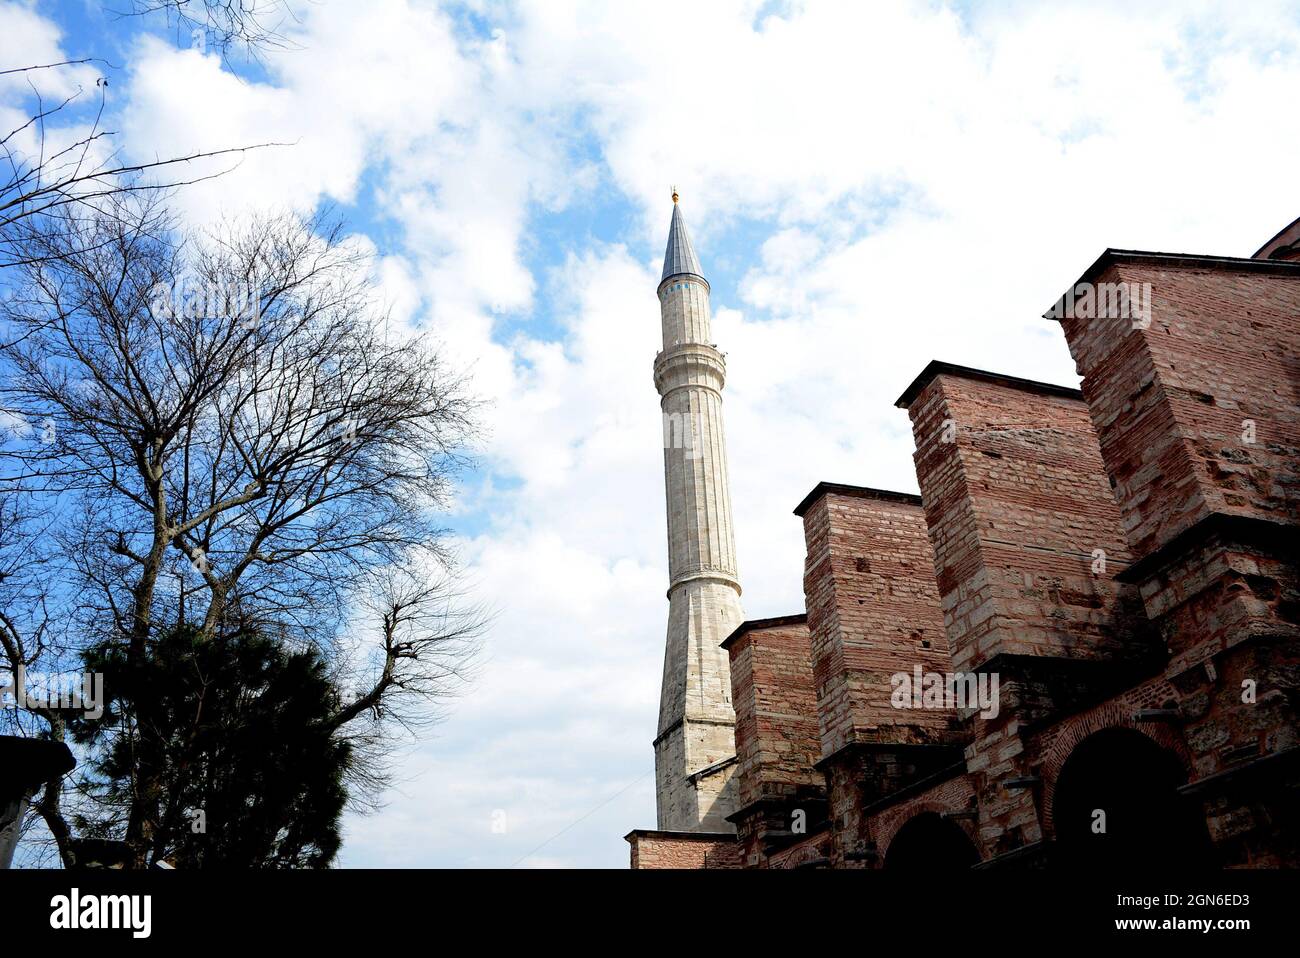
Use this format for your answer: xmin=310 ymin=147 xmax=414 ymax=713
xmin=652 ymin=192 xmax=743 ymax=833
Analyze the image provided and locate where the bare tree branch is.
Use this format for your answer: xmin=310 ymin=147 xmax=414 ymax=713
xmin=0 ymin=60 xmax=285 ymax=269
xmin=115 ymin=1 xmax=307 ymax=63
xmin=0 ymin=195 xmax=484 ymax=865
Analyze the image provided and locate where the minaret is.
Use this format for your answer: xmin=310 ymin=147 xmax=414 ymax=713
xmin=652 ymin=191 xmax=744 ymax=833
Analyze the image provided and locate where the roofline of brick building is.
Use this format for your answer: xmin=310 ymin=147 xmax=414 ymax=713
xmin=1043 ymin=247 xmax=1300 ymax=322
xmin=792 ymin=481 xmax=922 ymax=518
xmin=720 ymin=613 xmax=808 ymax=650
xmin=623 ymin=829 xmax=737 ymax=844
xmin=893 ymin=360 xmax=1083 ymax=411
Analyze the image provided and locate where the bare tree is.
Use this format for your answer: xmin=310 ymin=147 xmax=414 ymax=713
xmin=1 ymin=59 xmax=280 ymax=269
xmin=0 ymin=196 xmax=483 ymax=866
xmin=120 ymin=1 xmax=305 ymax=61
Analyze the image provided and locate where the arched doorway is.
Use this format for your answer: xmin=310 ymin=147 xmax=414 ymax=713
xmin=1052 ymin=727 xmax=1213 ymax=868
xmin=884 ymin=812 xmax=979 ymax=871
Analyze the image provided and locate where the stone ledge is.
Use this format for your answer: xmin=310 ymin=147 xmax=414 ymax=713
xmin=1115 ymin=512 xmax=1295 ymax=586
xmin=893 ymin=360 xmax=1083 ymax=410
xmin=792 ymin=482 xmax=922 ymax=518
xmin=624 ymin=828 xmax=737 ymax=842
xmin=720 ymin=613 xmax=808 ymax=650
xmin=685 ymin=755 xmax=737 ymax=785
xmin=1045 ymin=247 xmax=1300 ymax=321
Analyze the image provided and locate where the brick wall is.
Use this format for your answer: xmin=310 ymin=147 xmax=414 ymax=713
xmin=796 ymin=484 xmax=962 ymax=755
xmin=723 ymin=615 xmax=829 ymax=867
xmin=1055 ymin=256 xmax=1300 ymax=560
xmin=869 ymin=771 xmax=978 ymax=864
xmin=795 ymin=483 xmax=966 ymax=867
xmin=724 ymin=616 xmax=823 ymax=810
xmin=625 ymin=232 xmax=1300 ymax=871
xmin=899 ymin=363 xmax=1153 ymax=674
xmin=1052 ymin=253 xmax=1300 ymax=865
xmin=895 ymin=363 xmax=1168 ymax=863
xmin=765 ymin=830 xmax=833 ymax=869
xmin=626 ymin=830 xmax=742 ymax=869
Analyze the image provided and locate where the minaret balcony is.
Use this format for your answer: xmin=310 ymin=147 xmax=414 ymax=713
xmin=653 ymin=341 xmax=727 ymax=395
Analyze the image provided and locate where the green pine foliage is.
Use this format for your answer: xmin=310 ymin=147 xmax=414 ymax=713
xmin=75 ymin=626 xmax=351 ymax=868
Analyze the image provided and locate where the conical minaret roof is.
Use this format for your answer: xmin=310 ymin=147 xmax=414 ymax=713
xmin=661 ymin=195 xmax=704 ymax=283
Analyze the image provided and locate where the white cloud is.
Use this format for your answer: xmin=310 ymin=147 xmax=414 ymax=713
xmin=0 ymin=2 xmax=97 ymax=98
xmin=13 ymin=0 xmax=1300 ymax=867
xmin=0 ymin=2 xmax=108 ymax=189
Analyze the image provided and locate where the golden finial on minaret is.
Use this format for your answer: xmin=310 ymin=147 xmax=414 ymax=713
xmin=671 ymin=185 xmax=679 ymax=204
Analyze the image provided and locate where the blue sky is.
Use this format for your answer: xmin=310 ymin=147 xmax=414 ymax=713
xmin=3 ymin=0 xmax=1299 ymax=867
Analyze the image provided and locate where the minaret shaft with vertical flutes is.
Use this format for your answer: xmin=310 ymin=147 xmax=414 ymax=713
xmin=652 ymin=195 xmax=742 ymax=833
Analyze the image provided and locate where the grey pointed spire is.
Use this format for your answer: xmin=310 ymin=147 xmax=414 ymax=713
xmin=661 ymin=196 xmax=703 ymax=283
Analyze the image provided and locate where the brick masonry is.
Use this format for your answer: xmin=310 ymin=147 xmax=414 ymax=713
xmin=1052 ymin=251 xmax=1300 ymax=867
xmin=796 ymin=485 xmax=963 ymax=755
xmin=902 ymin=365 xmax=1155 ymax=675
xmin=794 ymin=484 xmax=966 ymax=867
xmin=721 ymin=615 xmax=827 ymax=867
xmin=723 ymin=616 xmax=823 ymax=810
xmin=625 ymin=830 xmax=742 ymax=869
xmin=629 ymin=220 xmax=1300 ymax=871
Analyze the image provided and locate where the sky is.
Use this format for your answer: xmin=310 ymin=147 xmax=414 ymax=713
xmin=2 ymin=0 xmax=1298 ymax=868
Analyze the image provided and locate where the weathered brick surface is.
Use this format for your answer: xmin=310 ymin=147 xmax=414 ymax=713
xmin=725 ymin=617 xmax=823 ymax=809
xmin=869 ymin=772 xmax=978 ymax=863
xmin=1056 ymin=256 xmax=1300 ymax=560
xmin=797 ymin=485 xmax=963 ymax=755
xmin=901 ymin=365 xmax=1154 ymax=674
xmin=1051 ymin=253 xmax=1300 ymax=867
xmin=892 ymin=364 xmax=1170 ymax=863
xmin=817 ymin=744 xmax=966 ymax=868
xmin=723 ymin=616 xmax=828 ymax=867
xmin=765 ymin=829 xmax=833 ymax=869
xmin=795 ymin=485 xmax=968 ymax=867
xmin=626 ymin=830 xmax=741 ymax=869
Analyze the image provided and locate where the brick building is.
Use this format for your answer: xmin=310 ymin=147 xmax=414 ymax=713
xmin=626 ymin=210 xmax=1300 ymax=869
